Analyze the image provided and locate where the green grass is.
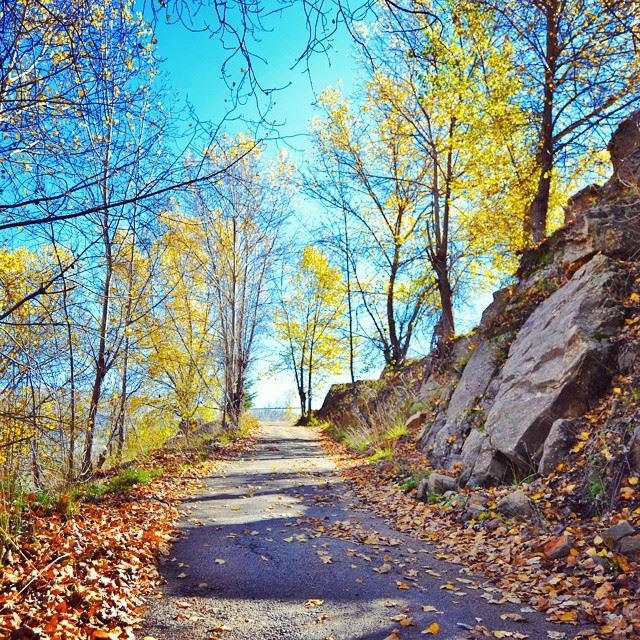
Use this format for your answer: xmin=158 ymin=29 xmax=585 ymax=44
xmin=105 ymin=467 xmax=163 ymax=493
xmin=399 ymin=469 xmax=430 ymax=492
xmin=385 ymin=422 xmax=408 ymax=440
xmin=368 ymin=447 xmax=394 ymax=463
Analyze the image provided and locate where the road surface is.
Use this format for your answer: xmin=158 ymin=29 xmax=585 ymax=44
xmin=142 ymin=423 xmax=570 ymax=640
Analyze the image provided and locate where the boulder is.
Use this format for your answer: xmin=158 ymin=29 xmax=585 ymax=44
xmin=608 ymin=110 xmax=640 ymax=187
xmin=564 ymin=184 xmax=603 ymax=225
xmin=417 ymin=383 xmax=455 ymax=449
xmin=468 ymin=255 xmax=625 ymax=483
xmin=496 ymin=490 xmax=533 ymax=518
xmin=460 ymin=429 xmax=509 ymax=487
xmin=479 ymin=287 xmax=512 ymax=330
xmin=617 ymin=535 xmax=640 ymax=560
xmin=427 ymin=338 xmax=505 ymax=460
xmin=427 ymin=472 xmax=457 ymax=495
xmin=463 ymin=503 xmax=487 ymax=521
xmin=562 ymin=201 xmax=640 ymax=266
xmin=416 ymin=478 xmax=430 ymax=502
xmin=618 ymin=341 xmax=640 ymax=374
xmin=538 ymin=419 xmax=580 ymax=475
xmin=602 ymin=520 xmax=636 ymax=549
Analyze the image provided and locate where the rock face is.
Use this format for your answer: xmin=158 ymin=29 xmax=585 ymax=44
xmin=423 ymin=339 xmax=504 ymax=462
xmin=466 ymin=254 xmax=624 ymax=483
xmin=608 ymin=110 xmax=640 ymax=188
xmin=538 ymin=419 xmax=580 ymax=475
xmin=317 ymin=110 xmax=640 ymax=492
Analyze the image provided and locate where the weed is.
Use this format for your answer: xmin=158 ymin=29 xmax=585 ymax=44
xmin=587 ymin=472 xmax=607 ymax=512
xmin=106 ymin=467 xmax=163 ymax=493
xmin=368 ymin=447 xmax=394 ymax=463
xmin=385 ymin=422 xmax=408 ymax=440
xmin=401 ymin=477 xmax=419 ymax=492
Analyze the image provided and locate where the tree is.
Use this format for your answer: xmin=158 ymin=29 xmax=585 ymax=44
xmin=142 ymin=215 xmax=220 ymax=436
xmin=307 ymin=2 xmax=525 ymax=357
xmin=482 ymin=0 xmax=640 ymax=242
xmin=193 ymin=140 xmax=292 ymax=432
xmin=275 ymin=246 xmax=346 ymax=421
xmin=307 ymin=86 xmax=438 ymax=366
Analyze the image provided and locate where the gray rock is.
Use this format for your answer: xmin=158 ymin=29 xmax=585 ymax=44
xmin=602 ymin=520 xmax=636 ymax=549
xmin=479 ymin=287 xmax=511 ymax=330
xmin=562 ymin=201 xmax=640 ymax=266
xmin=460 ymin=430 xmax=509 ymax=486
xmin=416 ymin=478 xmax=430 ymax=502
xmin=538 ymin=419 xmax=580 ymax=475
xmin=469 ymin=255 xmax=625 ymax=483
xmin=617 ymin=341 xmax=640 ymax=374
xmin=427 ymin=472 xmax=457 ymax=495
xmin=467 ymin=493 xmax=488 ymax=507
xmin=429 ymin=338 xmax=504 ymax=460
xmin=463 ymin=504 xmax=487 ymax=521
xmin=608 ymin=109 xmax=640 ymax=188
xmin=629 ymin=427 xmax=640 ymax=471
xmin=418 ymin=384 xmax=454 ymax=450
xmin=496 ymin=490 xmax=533 ymax=518
xmin=617 ymin=534 xmax=640 ymax=559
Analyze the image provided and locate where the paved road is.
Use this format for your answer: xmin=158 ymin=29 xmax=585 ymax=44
xmin=142 ymin=423 xmax=569 ymax=640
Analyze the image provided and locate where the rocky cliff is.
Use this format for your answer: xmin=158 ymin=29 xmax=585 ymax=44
xmin=320 ymin=110 xmax=640 ymax=491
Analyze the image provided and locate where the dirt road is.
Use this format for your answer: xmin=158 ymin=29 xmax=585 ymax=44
xmin=142 ymin=423 xmax=569 ymax=640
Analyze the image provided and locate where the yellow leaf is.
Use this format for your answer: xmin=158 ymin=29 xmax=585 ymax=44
xmin=557 ymin=611 xmax=577 ymax=622
xmin=628 ymin=476 xmax=639 ymax=486
xmin=422 ymin=622 xmax=440 ymax=635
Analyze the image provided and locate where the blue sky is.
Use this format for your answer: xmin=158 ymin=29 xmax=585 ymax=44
xmin=152 ymin=5 xmax=359 ymax=147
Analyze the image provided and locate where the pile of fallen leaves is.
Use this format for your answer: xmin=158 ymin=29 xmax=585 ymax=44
xmin=0 ymin=436 xmax=255 ymax=640
xmin=322 ymin=384 xmax=640 ymax=640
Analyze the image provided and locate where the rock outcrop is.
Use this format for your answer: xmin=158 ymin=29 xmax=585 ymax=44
xmin=319 ymin=110 xmax=640 ymax=491
xmin=419 ymin=110 xmax=640 ymax=486
xmin=467 ymin=254 xmax=624 ymax=483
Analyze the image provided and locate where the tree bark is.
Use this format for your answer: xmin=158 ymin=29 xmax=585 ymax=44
xmin=528 ymin=0 xmax=559 ymax=244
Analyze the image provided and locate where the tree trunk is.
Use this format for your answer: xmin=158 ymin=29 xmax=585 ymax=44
xmin=387 ymin=245 xmax=403 ymax=369
xmin=434 ymin=257 xmax=455 ymax=343
xmin=307 ymin=347 xmax=313 ymax=418
xmin=81 ymin=191 xmax=112 ymax=479
xmin=528 ymin=0 xmax=559 ymax=244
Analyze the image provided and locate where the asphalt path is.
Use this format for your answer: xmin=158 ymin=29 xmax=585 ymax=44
xmin=141 ymin=423 xmax=572 ymax=640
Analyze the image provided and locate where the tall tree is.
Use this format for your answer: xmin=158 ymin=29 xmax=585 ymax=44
xmin=307 ymin=87 xmax=437 ymax=366
xmin=194 ymin=141 xmax=292 ymax=431
xmin=275 ymin=246 xmax=346 ymax=421
xmin=482 ymin=0 xmax=640 ymax=242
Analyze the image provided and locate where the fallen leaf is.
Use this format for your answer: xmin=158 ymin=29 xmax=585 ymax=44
xmin=422 ymin=622 xmax=440 ymax=635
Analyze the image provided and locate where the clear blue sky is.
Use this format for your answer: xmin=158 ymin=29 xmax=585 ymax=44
xmin=152 ymin=4 xmax=359 ymax=147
